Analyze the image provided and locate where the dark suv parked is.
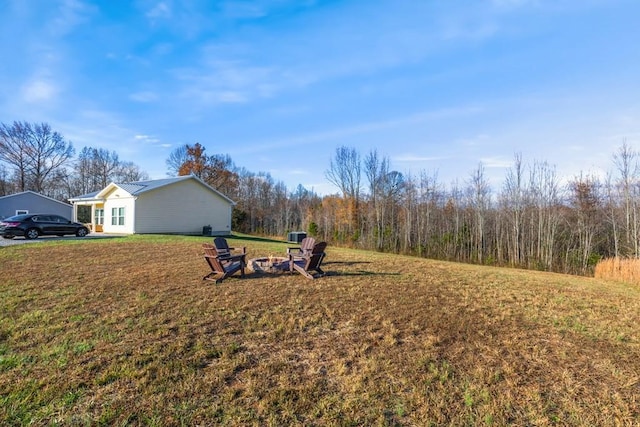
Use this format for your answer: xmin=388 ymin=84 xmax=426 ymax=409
xmin=0 ymin=214 xmax=90 ymax=240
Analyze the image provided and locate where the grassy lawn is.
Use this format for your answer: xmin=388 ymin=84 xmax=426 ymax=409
xmin=1 ymin=234 xmax=639 ymax=426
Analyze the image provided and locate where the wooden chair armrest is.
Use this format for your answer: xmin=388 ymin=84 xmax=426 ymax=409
xmin=218 ymin=253 xmax=245 ymax=261
xmin=289 ymin=252 xmax=310 ymax=261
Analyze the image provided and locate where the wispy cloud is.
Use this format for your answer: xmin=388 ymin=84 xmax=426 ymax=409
xmin=130 ymin=91 xmax=159 ymax=103
xmin=48 ymin=0 xmax=94 ymax=36
xmin=156 ymin=2 xmax=511 ymax=103
xmin=134 ymin=134 xmax=160 ymax=144
xmin=232 ymin=105 xmax=486 ymax=154
xmin=394 ymin=155 xmax=446 ymax=163
xmin=457 ymin=134 xmax=492 ymax=147
xmin=480 ymin=156 xmax=513 ymax=169
xmin=490 ymin=0 xmax=538 ymax=8
xmin=220 ymin=1 xmax=269 ymax=19
xmin=22 ymin=79 xmax=59 ymax=103
xmin=172 ymin=57 xmax=279 ymax=105
xmin=6 ymin=1 xmax=93 ymax=111
xmin=146 ymin=1 xmax=172 ymax=20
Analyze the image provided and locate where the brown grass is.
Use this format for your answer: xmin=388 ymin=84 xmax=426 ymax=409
xmin=1 ymin=234 xmax=639 ymax=426
xmin=595 ymin=257 xmax=640 ymax=286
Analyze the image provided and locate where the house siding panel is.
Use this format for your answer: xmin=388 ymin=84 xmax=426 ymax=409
xmin=0 ymin=192 xmax=73 ymax=219
xmin=133 ymin=179 xmax=232 ymax=235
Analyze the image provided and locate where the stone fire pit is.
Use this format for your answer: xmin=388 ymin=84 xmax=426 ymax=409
xmin=248 ymin=256 xmax=289 ymax=274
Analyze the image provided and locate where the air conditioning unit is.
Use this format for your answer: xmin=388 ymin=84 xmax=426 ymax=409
xmin=287 ymin=231 xmax=307 ymax=243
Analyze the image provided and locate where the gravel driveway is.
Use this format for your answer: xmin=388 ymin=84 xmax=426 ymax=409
xmin=0 ymin=234 xmax=124 ymax=247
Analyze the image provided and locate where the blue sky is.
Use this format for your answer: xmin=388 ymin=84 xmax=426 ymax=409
xmin=2 ymin=0 xmax=639 ymax=195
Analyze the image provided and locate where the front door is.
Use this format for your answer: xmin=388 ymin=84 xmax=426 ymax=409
xmin=95 ymin=208 xmax=104 ymax=232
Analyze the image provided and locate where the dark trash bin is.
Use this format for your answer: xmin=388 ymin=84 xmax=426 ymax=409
xmin=203 ymin=225 xmax=212 ymax=236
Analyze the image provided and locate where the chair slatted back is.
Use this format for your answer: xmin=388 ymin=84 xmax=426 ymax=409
xmin=203 ymin=243 xmax=225 ymax=272
xmin=300 ymin=237 xmax=317 ymax=256
xmin=307 ymin=241 xmax=327 ymax=269
xmin=213 ymin=237 xmax=232 ymax=257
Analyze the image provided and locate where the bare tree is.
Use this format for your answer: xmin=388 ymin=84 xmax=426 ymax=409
xmin=29 ymin=123 xmax=75 ymax=193
xmin=92 ymin=148 xmax=120 ymax=188
xmin=166 ymin=144 xmax=189 ymax=176
xmin=326 ymin=146 xmax=361 ymax=241
xmin=567 ymin=173 xmax=603 ymax=273
xmin=603 ymin=172 xmax=620 ymax=257
xmin=74 ymin=147 xmax=121 ymax=192
xmin=203 ymin=154 xmax=239 ymax=198
xmin=0 ymin=121 xmax=34 ymax=191
xmin=70 ymin=146 xmax=148 ymax=197
xmin=613 ymin=141 xmax=639 ymax=256
xmin=326 ymin=146 xmax=361 ymax=199
xmin=500 ymin=153 xmax=526 ymax=266
xmin=0 ymin=121 xmax=74 ymax=194
xmin=364 ymin=149 xmax=389 ymax=249
xmin=415 ymin=171 xmax=442 ymax=258
xmin=0 ymin=164 xmax=13 ymax=196
xmin=113 ymin=161 xmax=149 ymax=183
xmin=290 ymin=184 xmax=321 ymax=236
xmin=466 ymin=163 xmax=491 ymax=264
xmin=73 ymin=147 xmax=96 ymax=195
xmin=382 ymin=170 xmax=406 ymax=251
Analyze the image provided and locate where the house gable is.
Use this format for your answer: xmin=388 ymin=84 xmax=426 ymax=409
xmin=133 ymin=177 xmax=233 ymax=235
xmin=96 ymin=183 xmax=134 ymax=199
xmin=125 ymin=175 xmax=234 ymax=205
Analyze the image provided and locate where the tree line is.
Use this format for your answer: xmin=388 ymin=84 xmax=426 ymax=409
xmin=2 ymin=120 xmax=638 ymax=276
xmin=166 ymin=140 xmax=640 ymax=276
xmin=317 ymin=144 xmax=640 ymax=276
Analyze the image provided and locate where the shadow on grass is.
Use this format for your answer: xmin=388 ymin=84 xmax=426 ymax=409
xmin=323 ymin=260 xmax=372 ymax=266
xmin=0 ymin=234 xmax=129 ymax=247
xmin=86 ymin=234 xmax=128 ymax=240
xmin=229 ymin=234 xmax=288 ymax=244
xmin=323 ymin=260 xmax=396 ymax=276
xmin=233 ymin=272 xmax=399 ymax=281
xmin=200 ymin=269 xmax=399 ymax=286
xmin=230 ymin=269 xmax=398 ymax=281
xmin=325 ymin=270 xmax=401 ymax=277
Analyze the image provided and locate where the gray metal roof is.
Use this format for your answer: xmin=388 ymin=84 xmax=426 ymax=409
xmin=0 ymin=190 xmax=72 ymax=207
xmin=72 ymin=190 xmax=101 ymax=200
xmin=69 ymin=175 xmax=235 ymax=204
xmin=118 ymin=176 xmax=188 ymax=195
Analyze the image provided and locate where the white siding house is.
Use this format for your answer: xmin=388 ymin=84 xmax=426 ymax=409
xmin=69 ymin=175 xmax=235 ymax=235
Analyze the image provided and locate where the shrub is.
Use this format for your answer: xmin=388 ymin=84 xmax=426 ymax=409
xmin=594 ymin=257 xmax=640 ymax=285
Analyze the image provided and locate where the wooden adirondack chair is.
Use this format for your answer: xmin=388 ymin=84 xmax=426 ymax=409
xmin=289 ymin=241 xmax=327 ymax=279
xmin=202 ymin=243 xmax=246 ymax=283
xmin=286 ymin=237 xmax=316 ymax=258
xmin=213 ymin=237 xmax=246 ymax=258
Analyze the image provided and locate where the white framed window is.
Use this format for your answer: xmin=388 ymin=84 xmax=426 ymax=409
xmin=16 ymin=209 xmax=28 ymax=215
xmin=111 ymin=207 xmax=125 ymax=226
xmin=95 ymin=208 xmax=104 ymax=225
